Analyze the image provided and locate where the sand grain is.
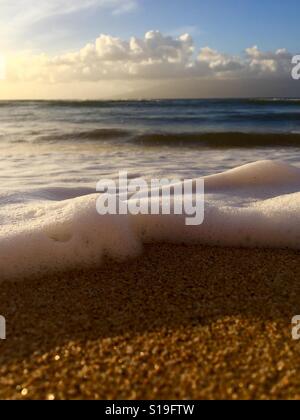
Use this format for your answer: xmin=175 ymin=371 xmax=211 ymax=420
xmin=0 ymin=244 xmax=300 ymax=400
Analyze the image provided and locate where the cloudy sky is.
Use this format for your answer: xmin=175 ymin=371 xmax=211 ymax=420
xmin=0 ymin=0 xmax=299 ymax=99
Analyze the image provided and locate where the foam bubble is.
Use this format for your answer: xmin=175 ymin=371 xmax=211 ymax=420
xmin=1 ymin=160 xmax=300 ymax=280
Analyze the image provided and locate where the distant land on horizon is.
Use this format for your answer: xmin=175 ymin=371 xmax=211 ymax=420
xmin=1 ymin=78 xmax=300 ymax=101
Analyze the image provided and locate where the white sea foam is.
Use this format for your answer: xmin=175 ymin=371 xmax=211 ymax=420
xmin=1 ymin=159 xmax=300 ymax=280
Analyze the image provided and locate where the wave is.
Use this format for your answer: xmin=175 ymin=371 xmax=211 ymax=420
xmin=0 ymin=187 xmax=96 ymax=205
xmin=2 ymin=98 xmax=300 ymax=109
xmin=36 ymin=128 xmax=132 ymax=143
xmin=1 ymin=160 xmax=300 ymax=281
xmin=226 ymin=112 xmax=300 ymax=122
xmin=32 ymin=129 xmax=300 ymax=148
xmin=134 ymin=132 xmax=300 ymax=148
xmin=246 ymin=98 xmax=300 ymax=106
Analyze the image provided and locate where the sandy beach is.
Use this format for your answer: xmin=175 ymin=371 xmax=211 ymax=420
xmin=1 ymin=0 xmax=300 ymax=401
xmin=0 ymin=243 xmax=300 ymax=400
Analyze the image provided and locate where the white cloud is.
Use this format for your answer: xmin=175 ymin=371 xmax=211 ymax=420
xmin=4 ymin=31 xmax=294 ymax=83
xmin=0 ymin=0 xmax=137 ymax=25
xmin=111 ymin=0 xmax=137 ymax=15
xmin=0 ymin=0 xmax=138 ymax=49
xmin=196 ymin=45 xmax=294 ymax=79
xmin=197 ymin=47 xmax=244 ymax=74
xmin=244 ymin=46 xmax=292 ymax=78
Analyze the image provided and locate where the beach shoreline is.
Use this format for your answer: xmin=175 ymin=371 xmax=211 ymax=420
xmin=0 ymin=243 xmax=300 ymax=400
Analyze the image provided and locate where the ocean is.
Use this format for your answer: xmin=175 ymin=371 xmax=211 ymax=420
xmin=1 ymin=98 xmax=300 ymax=194
xmin=2 ymin=98 xmax=300 ymax=279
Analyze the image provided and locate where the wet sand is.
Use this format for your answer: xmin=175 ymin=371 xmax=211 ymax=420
xmin=0 ymin=244 xmax=300 ymax=400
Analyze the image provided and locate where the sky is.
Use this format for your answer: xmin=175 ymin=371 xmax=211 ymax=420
xmin=0 ymin=0 xmax=299 ymax=99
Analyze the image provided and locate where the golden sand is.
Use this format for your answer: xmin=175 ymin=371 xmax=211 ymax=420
xmin=0 ymin=244 xmax=300 ymax=400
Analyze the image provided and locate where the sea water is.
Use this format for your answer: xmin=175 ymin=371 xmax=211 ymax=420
xmin=1 ymin=99 xmax=300 ymax=279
